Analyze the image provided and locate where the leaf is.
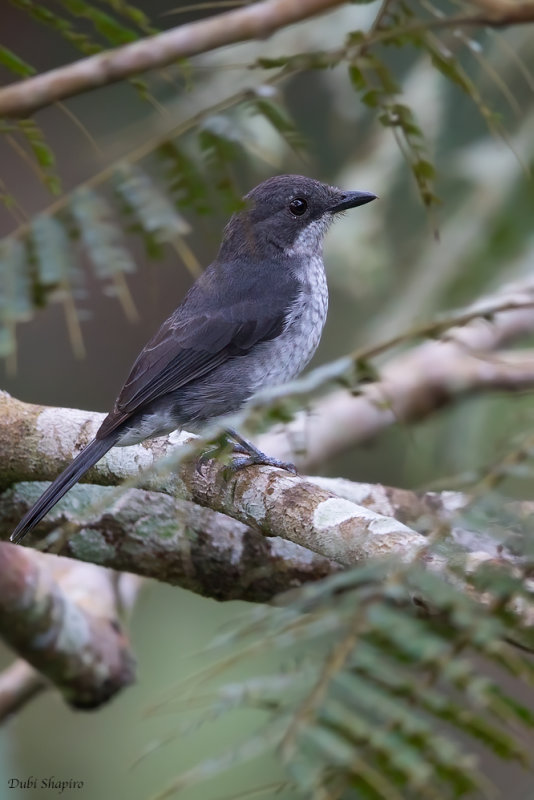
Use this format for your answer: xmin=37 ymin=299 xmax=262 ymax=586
xmin=0 ymin=46 xmax=35 ymax=77
xmin=30 ymin=215 xmax=73 ymax=288
xmin=197 ymin=117 xmax=247 ymax=213
xmin=249 ymin=96 xmax=308 ymax=156
xmin=157 ymin=556 xmax=534 ymax=800
xmin=16 ymin=119 xmax=61 ymax=195
xmin=349 ymin=63 xmax=366 ymax=91
xmin=348 ymin=52 xmax=438 ymax=211
xmin=70 ymin=187 xmax=137 ymax=280
xmin=114 ymin=163 xmax=191 ymax=242
xmin=98 ymin=0 xmax=156 ymax=35
xmin=156 ymin=141 xmax=212 ymax=215
xmin=153 ymin=719 xmax=288 ymax=800
xmin=0 ymin=237 xmax=32 ymax=322
xmin=56 ymin=0 xmax=139 ymax=45
xmin=8 ymin=0 xmax=102 ymax=55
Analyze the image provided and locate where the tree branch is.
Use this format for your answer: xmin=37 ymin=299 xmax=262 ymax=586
xmin=0 ymin=390 xmax=426 ymax=568
xmin=1 ymin=0 xmax=534 ymax=118
xmin=0 ymin=0 xmax=345 ymax=118
xmin=1 ymin=473 xmax=518 ymax=598
xmin=467 ymin=0 xmax=534 ymax=25
xmin=0 ymin=482 xmax=338 ymax=602
xmin=182 ymin=456 xmax=427 ymax=568
xmin=0 ymin=544 xmax=136 ymax=710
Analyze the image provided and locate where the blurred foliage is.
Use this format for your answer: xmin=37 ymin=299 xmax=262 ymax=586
xmin=151 ymin=555 xmax=534 ymax=800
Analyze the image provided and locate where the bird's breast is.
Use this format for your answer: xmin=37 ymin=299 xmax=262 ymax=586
xmin=248 ymin=256 xmax=328 ymax=389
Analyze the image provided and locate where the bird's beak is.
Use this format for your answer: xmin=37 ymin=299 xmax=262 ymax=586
xmin=329 ymin=190 xmax=377 ymax=213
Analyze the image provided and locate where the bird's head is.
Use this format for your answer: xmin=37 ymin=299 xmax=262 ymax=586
xmin=219 ymin=174 xmax=376 ymax=260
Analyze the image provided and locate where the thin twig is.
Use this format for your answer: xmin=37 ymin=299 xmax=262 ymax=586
xmin=0 ymin=0 xmax=347 ymax=118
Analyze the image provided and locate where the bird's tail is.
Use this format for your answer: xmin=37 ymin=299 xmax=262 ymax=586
xmin=10 ymin=434 xmax=118 ymax=544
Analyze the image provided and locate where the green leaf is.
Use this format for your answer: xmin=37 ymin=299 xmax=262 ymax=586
xmin=112 ymin=161 xmax=198 ymax=276
xmin=349 ymin=64 xmax=367 ymax=91
xmin=156 ymin=141 xmax=212 ymax=215
xmin=0 ymin=46 xmax=35 ymax=77
xmin=56 ymin=0 xmax=139 ymax=45
xmin=197 ymin=117 xmax=247 ymax=213
xmin=16 ymin=119 xmax=61 ymax=195
xmin=8 ymin=0 xmax=101 ymax=55
xmin=248 ymin=96 xmax=307 ymax=156
xmin=98 ymin=0 xmax=156 ymax=35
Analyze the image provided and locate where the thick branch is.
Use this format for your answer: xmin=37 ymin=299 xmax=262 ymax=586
xmin=0 ymin=0 xmax=345 ymax=118
xmin=0 ymin=482 xmax=338 ymax=602
xmin=2 ymin=403 xmax=530 ymax=694
xmin=183 ymin=457 xmax=427 ymax=567
xmin=0 ymin=544 xmax=135 ymax=709
xmin=0 ymin=391 xmax=427 ymax=567
xmin=1 ymin=474 xmax=517 ymax=598
xmin=467 ymin=0 xmax=534 ymax=25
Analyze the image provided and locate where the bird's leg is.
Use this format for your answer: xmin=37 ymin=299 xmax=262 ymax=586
xmin=225 ymin=428 xmax=297 ymax=474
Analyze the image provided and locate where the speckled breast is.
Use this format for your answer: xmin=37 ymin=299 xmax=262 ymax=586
xmin=248 ymin=256 xmax=329 ymax=390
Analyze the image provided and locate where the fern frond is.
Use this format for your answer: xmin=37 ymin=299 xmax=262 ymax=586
xmin=156 ymin=141 xmax=212 ymax=215
xmin=154 ymin=558 xmax=534 ymax=800
xmin=11 ymin=120 xmax=61 ymax=196
xmin=114 ymin=163 xmax=191 ymax=241
xmin=0 ymin=45 xmax=35 ymax=77
xmin=349 ymin=50 xmax=439 ymax=212
xmin=30 ymin=215 xmax=74 ymax=290
xmin=55 ymin=0 xmax=139 ymax=46
xmin=71 ymin=187 xmax=137 ymax=280
xmin=248 ymin=94 xmax=308 ymax=157
xmin=95 ymin=0 xmax=156 ymax=35
xmin=8 ymin=0 xmax=106 ymax=55
xmin=198 ymin=117 xmax=247 ymax=213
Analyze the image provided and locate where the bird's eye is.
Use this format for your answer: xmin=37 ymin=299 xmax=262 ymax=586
xmin=289 ymin=197 xmax=308 ymax=216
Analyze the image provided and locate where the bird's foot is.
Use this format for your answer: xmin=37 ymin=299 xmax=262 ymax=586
xmin=230 ymin=452 xmax=298 ymax=474
xmin=225 ymin=428 xmax=297 ymax=475
xmin=196 ymin=429 xmax=297 ymax=476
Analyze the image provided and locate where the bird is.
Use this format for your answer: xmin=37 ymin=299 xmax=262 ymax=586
xmin=11 ymin=174 xmax=376 ymax=543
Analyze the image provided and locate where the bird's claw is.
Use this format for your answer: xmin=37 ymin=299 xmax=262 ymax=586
xmin=230 ymin=441 xmax=252 ymax=457
xmin=229 ymin=453 xmax=298 ymax=474
xmin=197 ymin=429 xmax=298 ymax=478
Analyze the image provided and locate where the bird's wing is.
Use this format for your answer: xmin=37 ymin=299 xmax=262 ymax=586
xmin=96 ymin=264 xmax=299 ymax=438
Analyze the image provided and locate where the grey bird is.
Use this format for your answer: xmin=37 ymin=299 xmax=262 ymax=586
xmin=11 ymin=175 xmax=376 ymax=543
